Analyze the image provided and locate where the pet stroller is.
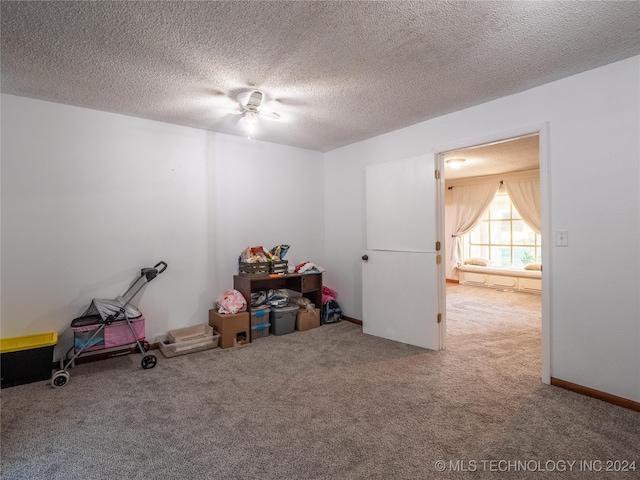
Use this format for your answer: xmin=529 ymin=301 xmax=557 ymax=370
xmin=51 ymin=261 xmax=167 ymax=388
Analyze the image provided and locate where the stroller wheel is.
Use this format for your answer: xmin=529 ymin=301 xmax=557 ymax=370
xmin=136 ymin=341 xmax=150 ymax=353
xmin=141 ymin=354 xmax=157 ymax=369
xmin=51 ymin=370 xmax=70 ymax=388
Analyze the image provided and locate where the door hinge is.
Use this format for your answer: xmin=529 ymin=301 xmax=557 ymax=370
xmin=435 ymin=169 xmax=440 ymax=179
xmin=437 ymin=313 xmax=442 ymax=324
xmin=435 ymin=241 xmax=441 ymax=251
xmin=436 ymin=254 xmax=441 ymax=265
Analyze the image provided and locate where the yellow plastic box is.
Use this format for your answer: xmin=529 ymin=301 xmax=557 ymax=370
xmin=1 ymin=332 xmax=58 ymax=388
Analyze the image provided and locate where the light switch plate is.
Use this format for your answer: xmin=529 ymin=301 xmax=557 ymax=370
xmin=556 ymin=231 xmax=569 ymax=247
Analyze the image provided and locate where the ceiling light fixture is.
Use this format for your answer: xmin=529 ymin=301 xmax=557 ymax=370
xmin=241 ymin=111 xmax=259 ymax=139
xmin=446 ymin=158 xmax=466 ymax=168
xmin=232 ymin=89 xmax=282 ymax=140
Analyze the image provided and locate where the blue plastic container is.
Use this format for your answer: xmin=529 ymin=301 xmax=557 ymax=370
xmin=250 ymin=307 xmax=271 ymax=340
xmin=251 ymin=322 xmax=271 ymax=340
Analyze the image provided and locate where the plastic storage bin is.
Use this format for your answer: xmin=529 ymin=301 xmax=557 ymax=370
xmin=269 ymin=304 xmax=299 ymax=336
xmin=251 ymin=307 xmax=271 ymax=325
xmin=1 ymin=332 xmax=58 ymax=388
xmin=251 ymin=323 xmax=271 ymax=339
xmin=168 ymin=323 xmax=214 ymax=343
xmin=251 ymin=307 xmax=271 ymax=340
xmin=159 ymin=325 xmax=220 ymax=358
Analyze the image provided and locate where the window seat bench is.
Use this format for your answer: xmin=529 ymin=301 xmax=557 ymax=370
xmin=456 ymin=264 xmax=541 ymax=293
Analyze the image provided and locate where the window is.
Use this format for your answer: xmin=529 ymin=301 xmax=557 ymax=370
xmin=464 ymin=191 xmax=541 ymax=267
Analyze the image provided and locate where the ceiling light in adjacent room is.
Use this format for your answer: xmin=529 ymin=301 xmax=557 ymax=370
xmin=446 ymin=158 xmax=466 ymax=168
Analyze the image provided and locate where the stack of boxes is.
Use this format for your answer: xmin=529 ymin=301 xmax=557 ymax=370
xmin=250 ymin=306 xmax=271 ymax=340
xmin=208 ymin=302 xmax=320 ymax=346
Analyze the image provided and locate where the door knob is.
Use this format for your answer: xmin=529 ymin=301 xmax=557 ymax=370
xmin=362 ymin=255 xmax=369 ymax=261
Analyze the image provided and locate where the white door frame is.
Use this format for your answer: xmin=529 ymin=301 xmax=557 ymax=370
xmin=434 ymin=122 xmax=551 ymax=385
xmin=435 ymin=150 xmax=447 ymax=349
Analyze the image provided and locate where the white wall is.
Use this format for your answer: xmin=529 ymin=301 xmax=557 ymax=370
xmin=1 ymin=95 xmax=324 ymax=359
xmin=2 ymin=56 xmax=638 ymax=403
xmin=324 ymin=56 xmax=640 ymax=402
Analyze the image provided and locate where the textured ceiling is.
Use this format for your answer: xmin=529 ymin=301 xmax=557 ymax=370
xmin=443 ymin=134 xmax=539 ymax=180
xmin=2 ymin=1 xmax=640 ymax=153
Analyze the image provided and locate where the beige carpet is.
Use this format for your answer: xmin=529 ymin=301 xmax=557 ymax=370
xmin=1 ymin=284 xmax=638 ymax=479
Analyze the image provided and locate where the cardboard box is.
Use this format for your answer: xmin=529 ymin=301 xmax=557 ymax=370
xmin=208 ymin=310 xmax=250 ymax=348
xmin=296 ymin=308 xmax=321 ymax=331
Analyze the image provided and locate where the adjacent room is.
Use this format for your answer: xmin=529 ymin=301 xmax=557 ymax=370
xmin=443 ymin=135 xmax=543 ymax=390
xmin=444 ymin=135 xmax=542 ymax=294
xmin=1 ymin=2 xmax=639 ymax=478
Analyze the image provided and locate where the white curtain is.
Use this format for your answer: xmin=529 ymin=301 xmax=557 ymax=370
xmin=451 ymin=183 xmax=501 ymax=270
xmin=504 ymin=178 xmax=541 ymax=234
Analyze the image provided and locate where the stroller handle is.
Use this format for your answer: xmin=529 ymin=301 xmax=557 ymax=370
xmin=115 ymin=261 xmax=168 ymax=306
xmin=154 ymin=261 xmax=168 ymax=275
xmin=141 ymin=261 xmax=168 ymax=282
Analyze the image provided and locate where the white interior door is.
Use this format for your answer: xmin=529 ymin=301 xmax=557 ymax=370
xmin=362 ymin=154 xmax=442 ymax=350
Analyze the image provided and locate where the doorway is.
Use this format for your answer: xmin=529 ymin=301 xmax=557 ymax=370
xmin=436 ymin=126 xmax=550 ymax=384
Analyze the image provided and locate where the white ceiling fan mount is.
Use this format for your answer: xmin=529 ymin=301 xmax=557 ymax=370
xmin=235 ymin=89 xmax=280 ymax=121
xmin=233 ymin=89 xmax=281 ymax=139
xmin=237 ymin=90 xmax=262 ymax=112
